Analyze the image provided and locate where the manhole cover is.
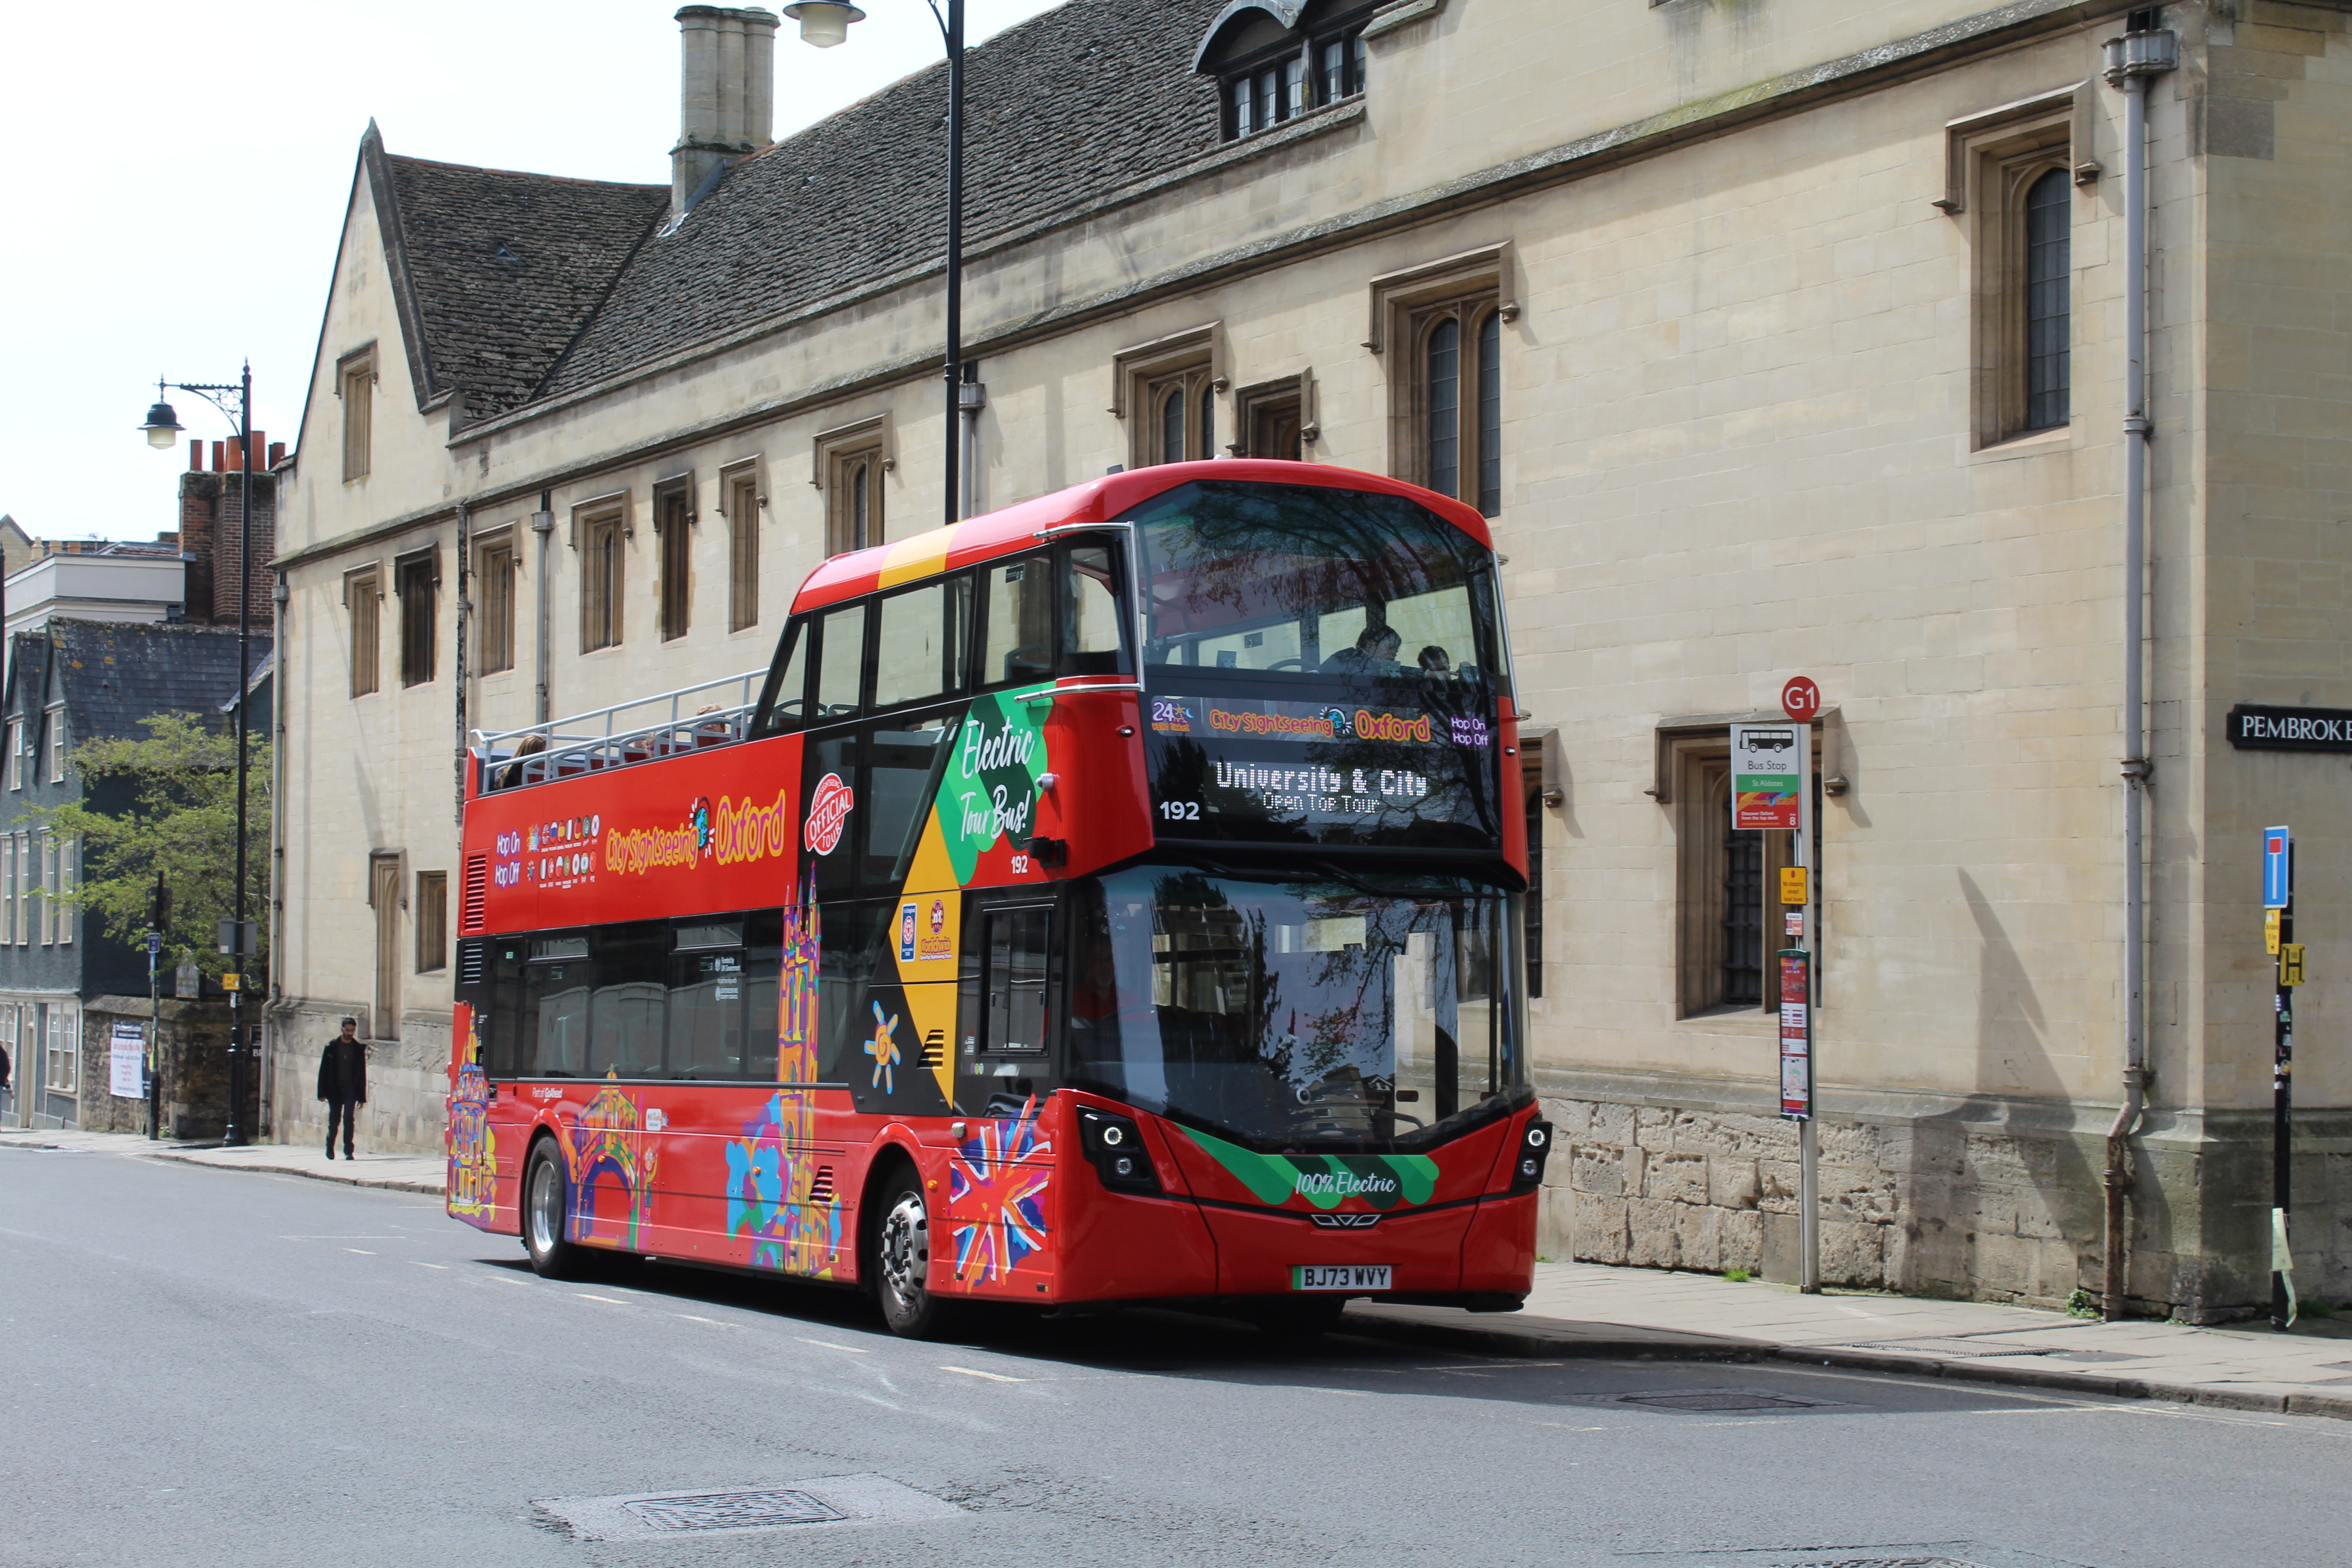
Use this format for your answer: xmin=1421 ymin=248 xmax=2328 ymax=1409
xmin=1619 ymin=1391 xmax=1825 ymax=1412
xmin=622 ymin=1489 xmax=842 ymax=1532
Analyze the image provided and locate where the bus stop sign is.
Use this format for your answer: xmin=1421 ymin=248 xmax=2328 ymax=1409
xmin=2264 ymin=826 xmax=2292 ymax=910
xmin=1781 ymin=676 xmax=1821 ymax=722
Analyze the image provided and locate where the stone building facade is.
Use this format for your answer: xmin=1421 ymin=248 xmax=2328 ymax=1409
xmin=269 ymin=0 xmax=2352 ymax=1319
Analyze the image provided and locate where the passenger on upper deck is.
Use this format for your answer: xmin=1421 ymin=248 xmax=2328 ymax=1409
xmin=1320 ymin=624 xmax=1402 ymax=676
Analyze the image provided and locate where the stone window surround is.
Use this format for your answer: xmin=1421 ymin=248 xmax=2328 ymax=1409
xmin=366 ymin=848 xmax=405 ymax=1043
xmin=1652 ymin=715 xmax=1828 ymax=1022
xmin=392 ymin=544 xmax=441 ymax=688
xmin=1935 ymin=83 xmax=2098 ymax=450
xmin=336 ymin=343 xmax=377 ymax=484
xmin=813 ymin=416 xmax=890 ymax=556
xmin=1110 ymin=323 xmax=1226 ymax=471
xmin=343 ymin=562 xmax=383 ymax=699
xmin=471 ymin=524 xmax=519 ymax=677
xmin=1364 ymin=243 xmax=1516 ymax=503
xmin=1225 ymin=368 xmax=1319 ymax=458
xmin=715 ymin=458 xmax=764 ymax=634
xmin=651 ymin=473 xmax=696 ymax=643
xmin=414 ymin=868 xmax=448 ymax=975
xmin=569 ymin=493 xmax=632 ymax=655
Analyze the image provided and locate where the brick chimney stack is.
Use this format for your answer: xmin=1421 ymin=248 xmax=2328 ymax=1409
xmin=672 ymin=6 xmax=778 ymax=215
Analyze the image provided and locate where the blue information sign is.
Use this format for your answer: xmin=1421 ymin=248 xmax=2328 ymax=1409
xmin=2264 ymin=825 xmax=2293 ymax=911
xmin=146 ymin=931 xmax=162 ymax=956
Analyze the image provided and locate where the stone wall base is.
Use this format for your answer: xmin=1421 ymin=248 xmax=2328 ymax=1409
xmin=79 ymin=997 xmax=253 ymax=1142
xmin=1532 ymin=1070 xmax=2352 ymax=1325
xmin=264 ymin=1002 xmax=451 ymax=1156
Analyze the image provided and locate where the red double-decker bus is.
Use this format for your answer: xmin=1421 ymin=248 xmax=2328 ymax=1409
xmin=445 ymin=459 xmax=1549 ymax=1336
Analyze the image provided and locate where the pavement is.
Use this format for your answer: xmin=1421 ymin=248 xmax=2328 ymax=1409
xmin=0 ymin=1124 xmax=443 ymax=1194
xmin=9 ymin=1123 xmax=2350 ymax=1423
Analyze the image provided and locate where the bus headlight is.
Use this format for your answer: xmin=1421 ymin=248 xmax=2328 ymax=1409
xmin=1509 ymin=1118 xmax=1553 ymax=1195
xmin=1078 ymin=1106 xmax=1161 ymax=1196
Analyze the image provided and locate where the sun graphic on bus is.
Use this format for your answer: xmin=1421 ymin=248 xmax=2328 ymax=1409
xmin=866 ymin=1002 xmax=902 ymax=1093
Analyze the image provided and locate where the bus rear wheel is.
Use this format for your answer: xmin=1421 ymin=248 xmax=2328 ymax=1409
xmin=523 ymin=1141 xmax=587 ymax=1280
xmin=869 ymin=1168 xmax=957 ymax=1339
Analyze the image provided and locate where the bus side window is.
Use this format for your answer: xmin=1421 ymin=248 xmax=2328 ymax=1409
xmin=872 ymin=575 xmax=971 ymax=711
xmin=588 ymin=922 xmax=666 ymax=1078
xmin=486 ymin=942 xmax=528 ymax=1077
xmin=983 ymin=906 xmax=1052 ymax=1054
xmin=980 ymin=554 xmax=1054 ymax=687
xmin=1061 ymin=545 xmax=1127 ymax=677
xmin=813 ymin=601 xmax=868 ymax=721
xmin=527 ymin=936 xmax=591 ymax=1077
xmin=752 ymin=617 xmax=810 ymax=737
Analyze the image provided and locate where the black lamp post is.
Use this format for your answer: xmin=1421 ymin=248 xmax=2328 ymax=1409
xmin=785 ymin=0 xmax=970 ymax=526
xmin=137 ymin=367 xmax=258 ymax=1147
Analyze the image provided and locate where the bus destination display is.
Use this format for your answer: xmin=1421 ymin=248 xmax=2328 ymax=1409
xmin=1143 ymin=690 xmax=1499 ymax=848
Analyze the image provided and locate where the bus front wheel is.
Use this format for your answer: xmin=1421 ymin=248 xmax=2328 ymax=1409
xmin=524 ymin=1141 xmax=587 ymax=1280
xmin=869 ymin=1167 xmax=956 ymax=1339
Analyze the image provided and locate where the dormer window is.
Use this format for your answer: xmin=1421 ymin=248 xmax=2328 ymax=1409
xmin=1198 ymin=2 xmax=1373 ymax=144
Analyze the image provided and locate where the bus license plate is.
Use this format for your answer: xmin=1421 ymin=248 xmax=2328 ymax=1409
xmin=1292 ymin=1264 xmax=1390 ymax=1292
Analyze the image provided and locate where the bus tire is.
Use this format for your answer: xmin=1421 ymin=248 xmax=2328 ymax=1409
xmin=523 ymin=1139 xmax=588 ymax=1281
xmin=868 ymin=1163 xmax=956 ymax=1339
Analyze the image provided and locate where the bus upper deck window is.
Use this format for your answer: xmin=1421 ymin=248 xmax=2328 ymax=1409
xmin=814 ymin=603 xmax=867 ymax=720
xmin=1062 ymin=545 xmax=1127 ymax=677
xmin=873 ymin=576 xmax=971 ymax=710
xmin=982 ymin=554 xmax=1054 ymax=688
xmin=752 ymin=618 xmax=809 ymax=736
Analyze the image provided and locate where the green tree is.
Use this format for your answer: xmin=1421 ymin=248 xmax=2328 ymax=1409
xmin=14 ymin=712 xmax=270 ymax=983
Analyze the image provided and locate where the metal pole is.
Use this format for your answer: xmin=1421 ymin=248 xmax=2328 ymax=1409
xmin=224 ymin=363 xmax=252 ymax=1147
xmin=941 ymin=0 xmax=965 ymax=527
xmin=1796 ymin=735 xmax=1818 ymax=1293
xmin=147 ymin=931 xmax=159 ymax=1140
xmin=2273 ymin=851 xmax=2294 ymax=1329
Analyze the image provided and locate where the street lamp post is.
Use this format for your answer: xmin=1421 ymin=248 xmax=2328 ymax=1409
xmin=137 ymin=367 xmax=258 ymax=1147
xmin=785 ymin=0 xmax=970 ymax=527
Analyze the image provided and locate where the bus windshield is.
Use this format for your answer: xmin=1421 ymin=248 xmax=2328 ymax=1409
xmin=1067 ymin=867 xmax=1525 ymax=1153
xmin=1133 ymin=480 xmax=1504 ymax=685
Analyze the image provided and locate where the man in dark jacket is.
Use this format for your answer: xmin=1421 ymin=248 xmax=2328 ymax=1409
xmin=318 ymin=1018 xmax=368 ymax=1160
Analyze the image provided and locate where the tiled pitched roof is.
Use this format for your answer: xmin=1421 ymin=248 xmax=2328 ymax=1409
xmin=538 ymin=0 xmax=1226 ymax=401
xmin=376 ymin=152 xmax=668 ymax=426
xmin=8 ymin=622 xmax=273 ymax=743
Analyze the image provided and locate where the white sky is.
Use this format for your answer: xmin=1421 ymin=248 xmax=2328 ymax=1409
xmin=0 ymin=0 xmax=1066 ymax=541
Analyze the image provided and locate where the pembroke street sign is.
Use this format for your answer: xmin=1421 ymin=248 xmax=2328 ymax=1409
xmin=2226 ymin=705 xmax=2352 ymax=753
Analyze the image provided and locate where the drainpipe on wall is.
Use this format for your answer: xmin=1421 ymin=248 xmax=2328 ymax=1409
xmin=265 ymin=572 xmax=289 ymax=1139
xmin=531 ymin=493 xmax=554 ymax=726
xmin=958 ymin=362 xmax=986 ymax=520
xmin=2102 ymin=13 xmax=2176 ymax=1323
xmin=453 ymin=502 xmax=470 ymax=825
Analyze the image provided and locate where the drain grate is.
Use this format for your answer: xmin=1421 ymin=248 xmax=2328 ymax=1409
xmin=1618 ymin=1390 xmax=1827 ymax=1413
xmin=621 ymin=1489 xmax=842 ymax=1532
xmin=534 ymin=1472 xmax=964 ymax=1542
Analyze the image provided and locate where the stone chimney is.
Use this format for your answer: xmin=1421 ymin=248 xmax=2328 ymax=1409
xmin=672 ymin=6 xmax=779 ymax=214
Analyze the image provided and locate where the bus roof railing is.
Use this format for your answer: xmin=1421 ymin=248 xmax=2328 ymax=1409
xmin=472 ymin=667 xmax=765 ymax=792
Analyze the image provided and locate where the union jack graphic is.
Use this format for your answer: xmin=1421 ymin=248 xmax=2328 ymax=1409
xmin=947 ymin=1094 xmax=1053 ymax=1286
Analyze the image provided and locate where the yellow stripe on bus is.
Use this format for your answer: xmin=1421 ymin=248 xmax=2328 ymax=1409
xmin=876 ymin=524 xmax=958 ymax=590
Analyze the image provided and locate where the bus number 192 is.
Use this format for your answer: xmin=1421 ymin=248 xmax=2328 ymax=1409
xmin=1158 ymin=800 xmax=1201 ymax=821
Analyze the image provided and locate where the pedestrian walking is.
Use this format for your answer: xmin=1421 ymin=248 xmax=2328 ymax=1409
xmin=318 ymin=1018 xmax=368 ymax=1160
